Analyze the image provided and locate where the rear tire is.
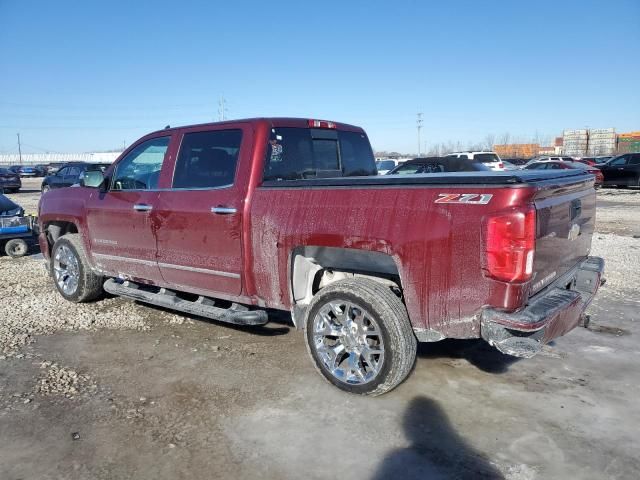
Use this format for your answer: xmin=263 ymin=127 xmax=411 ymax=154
xmin=304 ymin=278 xmax=417 ymax=396
xmin=42 ymin=184 xmax=50 ymax=193
xmin=50 ymin=234 xmax=103 ymax=302
xmin=5 ymin=239 xmax=28 ymax=258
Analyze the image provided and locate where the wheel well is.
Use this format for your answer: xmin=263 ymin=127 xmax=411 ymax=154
xmin=291 ymin=246 xmax=401 ymax=308
xmin=44 ymin=221 xmax=79 ymax=251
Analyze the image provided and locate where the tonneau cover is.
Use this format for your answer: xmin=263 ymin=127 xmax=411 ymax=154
xmin=261 ymin=170 xmax=593 ymax=187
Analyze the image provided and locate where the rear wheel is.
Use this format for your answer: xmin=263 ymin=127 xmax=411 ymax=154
xmin=5 ymin=239 xmax=28 ymax=258
xmin=42 ymin=184 xmax=50 ymax=193
xmin=50 ymin=234 xmax=103 ymax=302
xmin=304 ymin=278 xmax=416 ymax=396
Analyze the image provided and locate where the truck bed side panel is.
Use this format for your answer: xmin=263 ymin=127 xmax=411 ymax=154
xmin=250 ymin=185 xmax=535 ymax=338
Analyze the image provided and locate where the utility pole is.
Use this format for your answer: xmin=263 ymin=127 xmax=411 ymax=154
xmin=218 ymin=96 xmax=228 ymax=121
xmin=17 ymin=133 xmax=22 ymax=165
xmin=416 ymin=112 xmax=423 ymax=157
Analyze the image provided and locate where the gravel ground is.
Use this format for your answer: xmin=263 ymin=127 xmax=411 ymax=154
xmin=1 ymin=179 xmax=639 ymax=479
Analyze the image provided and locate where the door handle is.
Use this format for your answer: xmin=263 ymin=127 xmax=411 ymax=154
xmin=133 ymin=204 xmax=153 ymax=212
xmin=211 ymin=206 xmax=237 ymax=215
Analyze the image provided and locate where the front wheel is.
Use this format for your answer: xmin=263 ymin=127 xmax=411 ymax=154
xmin=50 ymin=234 xmax=103 ymax=302
xmin=304 ymin=278 xmax=417 ymax=396
xmin=42 ymin=184 xmax=50 ymax=193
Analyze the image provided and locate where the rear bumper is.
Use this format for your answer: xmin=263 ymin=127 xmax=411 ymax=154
xmin=481 ymin=256 xmax=604 ymax=358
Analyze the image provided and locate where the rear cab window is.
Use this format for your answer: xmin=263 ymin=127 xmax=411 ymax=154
xmin=263 ymin=127 xmax=376 ymax=182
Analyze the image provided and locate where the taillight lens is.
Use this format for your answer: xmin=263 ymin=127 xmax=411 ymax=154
xmin=485 ymin=207 xmax=536 ymax=282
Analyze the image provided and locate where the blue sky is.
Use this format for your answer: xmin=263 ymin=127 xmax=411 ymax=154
xmin=1 ymin=0 xmax=638 ymax=154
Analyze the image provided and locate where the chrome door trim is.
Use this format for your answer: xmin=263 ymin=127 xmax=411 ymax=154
xmin=157 ymin=262 xmax=240 ymax=279
xmin=93 ymin=253 xmax=157 ymax=267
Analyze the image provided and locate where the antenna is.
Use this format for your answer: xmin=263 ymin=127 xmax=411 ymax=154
xmin=416 ymin=113 xmax=423 ymax=157
xmin=218 ymin=96 xmax=228 ymax=121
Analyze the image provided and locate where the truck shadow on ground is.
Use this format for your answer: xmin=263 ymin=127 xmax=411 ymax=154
xmin=372 ymin=395 xmax=504 ymax=480
xmin=417 ymin=339 xmax=520 ymax=374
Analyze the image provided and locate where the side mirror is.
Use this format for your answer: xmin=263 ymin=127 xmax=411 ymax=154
xmin=80 ymin=170 xmax=105 ymax=189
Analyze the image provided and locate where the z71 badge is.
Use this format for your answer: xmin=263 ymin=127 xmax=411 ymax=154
xmin=434 ymin=193 xmax=493 ymax=204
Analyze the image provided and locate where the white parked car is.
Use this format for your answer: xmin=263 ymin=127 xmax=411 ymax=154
xmin=444 ymin=151 xmax=505 ymax=171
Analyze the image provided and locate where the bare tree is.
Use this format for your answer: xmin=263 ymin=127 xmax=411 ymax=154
xmin=499 ymin=132 xmax=511 ymax=146
xmin=484 ymin=134 xmax=496 ymax=151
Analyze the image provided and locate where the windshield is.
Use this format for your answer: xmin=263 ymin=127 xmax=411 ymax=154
xmin=474 ymin=153 xmax=500 ymax=163
xmin=376 ymin=160 xmax=396 ymax=170
xmin=0 ymin=168 xmax=11 ymax=174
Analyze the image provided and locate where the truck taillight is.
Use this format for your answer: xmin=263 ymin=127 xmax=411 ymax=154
xmin=485 ymin=206 xmax=536 ymax=283
xmin=308 ymin=119 xmax=336 ymax=129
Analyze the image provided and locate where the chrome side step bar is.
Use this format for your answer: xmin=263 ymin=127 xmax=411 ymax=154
xmin=103 ymin=278 xmax=268 ymax=326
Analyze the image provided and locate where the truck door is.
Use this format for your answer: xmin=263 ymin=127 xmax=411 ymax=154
xmin=85 ymin=136 xmax=171 ymax=282
xmin=154 ymin=126 xmax=249 ymax=297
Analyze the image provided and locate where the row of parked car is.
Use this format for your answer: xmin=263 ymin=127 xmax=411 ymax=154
xmin=377 ymin=151 xmax=640 ymax=188
xmin=0 ymin=161 xmax=111 ymax=193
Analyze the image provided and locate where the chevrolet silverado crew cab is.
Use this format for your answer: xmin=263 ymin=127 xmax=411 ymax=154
xmin=38 ymin=118 xmax=604 ymax=396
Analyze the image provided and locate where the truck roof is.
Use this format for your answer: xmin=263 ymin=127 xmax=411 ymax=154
xmin=148 ymin=117 xmax=366 ymax=136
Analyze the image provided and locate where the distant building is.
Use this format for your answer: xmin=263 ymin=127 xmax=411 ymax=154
xmin=538 ymin=146 xmax=555 ymax=155
xmin=493 ymin=143 xmax=539 ymax=159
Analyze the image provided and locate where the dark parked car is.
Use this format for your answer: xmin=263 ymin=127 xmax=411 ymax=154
xmin=18 ymin=165 xmax=38 ymax=177
xmin=41 ymin=163 xmax=111 ymax=192
xmin=598 ymin=153 xmax=640 ymax=188
xmin=33 ymin=165 xmax=48 ymax=177
xmin=386 ymin=156 xmax=492 ymax=175
xmin=45 ymin=162 xmax=67 ymax=175
xmin=0 ymin=167 xmax=22 ymax=193
xmin=524 ymin=160 xmax=603 ymax=186
xmin=0 ymin=193 xmax=24 ymax=217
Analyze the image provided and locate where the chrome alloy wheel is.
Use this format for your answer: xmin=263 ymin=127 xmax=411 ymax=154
xmin=53 ymin=245 xmax=80 ymax=296
xmin=312 ymin=300 xmax=385 ymax=385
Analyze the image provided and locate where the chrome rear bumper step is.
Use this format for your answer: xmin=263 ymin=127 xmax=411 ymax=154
xmin=104 ymin=278 xmax=268 ymax=326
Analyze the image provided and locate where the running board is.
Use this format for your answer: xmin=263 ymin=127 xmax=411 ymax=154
xmin=103 ymin=278 xmax=268 ymax=326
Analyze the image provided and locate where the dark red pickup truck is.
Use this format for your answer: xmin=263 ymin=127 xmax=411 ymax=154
xmin=38 ymin=118 xmax=604 ymax=395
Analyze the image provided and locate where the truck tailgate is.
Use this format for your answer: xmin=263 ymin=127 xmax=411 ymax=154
xmin=532 ymin=177 xmax=596 ymax=294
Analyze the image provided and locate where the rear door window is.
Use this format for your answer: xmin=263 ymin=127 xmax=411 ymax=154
xmin=628 ymin=154 xmax=640 ymax=165
xmin=263 ymin=127 xmax=376 ymax=181
xmin=173 ymin=129 xmax=242 ymax=189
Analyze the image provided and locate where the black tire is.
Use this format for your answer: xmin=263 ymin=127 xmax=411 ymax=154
xmin=5 ymin=238 xmax=29 ymax=258
xmin=50 ymin=234 xmax=103 ymax=303
xmin=304 ymin=278 xmax=417 ymax=396
xmin=42 ymin=184 xmax=50 ymax=193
